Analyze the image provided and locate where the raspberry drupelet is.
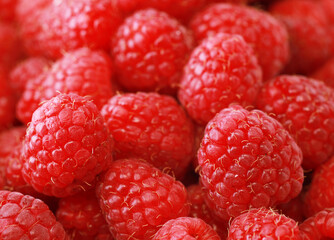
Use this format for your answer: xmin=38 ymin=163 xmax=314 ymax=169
xmin=178 ymin=33 xmax=262 ymax=125
xmin=227 ymin=208 xmax=300 ymax=239
xmin=0 ymin=190 xmax=67 ymax=240
xmin=96 ymin=158 xmax=190 ymax=240
xmin=190 ymin=3 xmax=289 ymax=80
xmin=21 ymin=93 xmax=113 ymax=197
xmin=112 ymin=9 xmax=194 ymax=93
xmin=256 ymin=75 xmax=334 ymax=169
xmin=17 ymin=48 xmax=114 ymax=124
xmin=198 ymin=105 xmax=304 ymax=221
xmin=101 ymin=92 xmax=194 ymax=178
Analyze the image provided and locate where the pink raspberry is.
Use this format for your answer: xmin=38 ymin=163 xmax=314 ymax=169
xmin=96 ymin=158 xmax=190 ymax=240
xmin=311 ymin=57 xmax=334 ymax=88
xmin=190 ymin=3 xmax=290 ymax=80
xmin=178 ymin=33 xmax=262 ymax=125
xmin=0 ymin=190 xmax=67 ymax=240
xmin=112 ymin=9 xmax=194 ymax=93
xmin=198 ymin=105 xmax=304 ymax=221
xmin=17 ymin=48 xmax=114 ymax=124
xmin=256 ymin=75 xmax=334 ymax=169
xmin=22 ymin=93 xmax=113 ymax=197
xmin=152 ymin=217 xmax=220 ymax=240
xmin=227 ymin=208 xmax=300 ymax=239
xmin=101 ymin=92 xmax=194 ymax=178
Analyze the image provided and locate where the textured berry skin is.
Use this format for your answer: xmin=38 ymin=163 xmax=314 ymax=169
xmin=190 ymin=3 xmax=289 ymax=80
xmin=256 ymin=75 xmax=334 ymax=169
xmin=198 ymin=105 xmax=304 ymax=221
xmin=187 ymin=185 xmax=229 ymax=239
xmin=152 ymin=217 xmax=220 ymax=240
xmin=0 ymin=0 xmax=17 ymax=22
xmin=0 ymin=190 xmax=67 ymax=240
xmin=178 ymin=33 xmax=262 ymax=125
xmin=311 ymin=57 xmax=334 ymax=88
xmin=22 ymin=93 xmax=113 ymax=197
xmin=299 ymin=208 xmax=334 ymax=240
xmin=10 ymin=57 xmax=51 ymax=99
xmin=101 ymin=92 xmax=194 ymax=178
xmin=17 ymin=48 xmax=114 ymax=124
xmin=20 ymin=0 xmax=122 ymax=59
xmin=270 ymin=0 xmax=331 ymax=75
xmin=227 ymin=208 xmax=300 ymax=240
xmin=0 ymin=71 xmax=15 ymax=130
xmin=304 ymin=156 xmax=334 ymax=217
xmin=112 ymin=9 xmax=194 ymax=92
xmin=57 ymin=191 xmax=112 ymax=240
xmin=96 ymin=159 xmax=190 ymax=240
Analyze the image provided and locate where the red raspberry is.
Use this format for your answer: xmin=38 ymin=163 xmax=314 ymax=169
xmin=152 ymin=217 xmax=220 ymax=240
xmin=304 ymin=156 xmax=334 ymax=217
xmin=270 ymin=0 xmax=331 ymax=75
xmin=0 ymin=127 xmax=25 ymax=159
xmin=0 ymin=190 xmax=67 ymax=240
xmin=0 ymin=71 xmax=15 ymax=130
xmin=0 ymin=0 xmax=17 ymax=22
xmin=57 ymin=191 xmax=112 ymax=240
xmin=311 ymin=57 xmax=334 ymax=88
xmin=17 ymin=48 xmax=114 ymax=124
xmin=22 ymin=93 xmax=113 ymax=197
xmin=190 ymin=3 xmax=289 ymax=80
xmin=101 ymin=92 xmax=194 ymax=178
xmin=256 ymin=75 xmax=334 ymax=169
xmin=198 ymin=105 xmax=304 ymax=221
xmin=178 ymin=33 xmax=262 ymax=125
xmin=276 ymin=194 xmax=305 ymax=223
xmin=187 ymin=185 xmax=229 ymax=239
xmin=112 ymin=9 xmax=194 ymax=92
xmin=16 ymin=0 xmax=50 ymax=24
xmin=9 ymin=57 xmax=51 ymax=99
xmin=227 ymin=208 xmax=300 ymax=239
xmin=20 ymin=0 xmax=122 ymax=59
xmin=96 ymin=158 xmax=190 ymax=240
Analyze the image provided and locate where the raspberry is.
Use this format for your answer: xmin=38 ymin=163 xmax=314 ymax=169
xmin=198 ymin=105 xmax=304 ymax=221
xmin=101 ymin=92 xmax=194 ymax=178
xmin=112 ymin=9 xmax=194 ymax=92
xmin=187 ymin=185 xmax=229 ymax=239
xmin=227 ymin=208 xmax=300 ymax=239
xmin=15 ymin=0 xmax=50 ymax=24
xmin=190 ymin=3 xmax=289 ymax=80
xmin=178 ymin=33 xmax=262 ymax=125
xmin=299 ymin=208 xmax=334 ymax=240
xmin=0 ymin=71 xmax=15 ymax=130
xmin=276 ymin=195 xmax=305 ymax=223
xmin=96 ymin=158 xmax=190 ymax=240
xmin=0 ymin=127 xmax=25 ymax=159
xmin=256 ymin=75 xmax=334 ymax=169
xmin=304 ymin=156 xmax=334 ymax=217
xmin=20 ymin=0 xmax=122 ymax=59
xmin=191 ymin=125 xmax=205 ymax=169
xmin=17 ymin=48 xmax=114 ymax=124
xmin=152 ymin=217 xmax=220 ymax=240
xmin=311 ymin=57 xmax=334 ymax=88
xmin=57 ymin=191 xmax=112 ymax=240
xmin=270 ymin=0 xmax=332 ymax=75
xmin=0 ymin=190 xmax=67 ymax=240
xmin=9 ymin=57 xmax=51 ymax=99
xmin=22 ymin=93 xmax=113 ymax=197
xmin=0 ymin=0 xmax=17 ymax=22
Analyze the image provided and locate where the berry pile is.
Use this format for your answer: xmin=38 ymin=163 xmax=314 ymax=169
xmin=1 ymin=0 xmax=334 ymax=239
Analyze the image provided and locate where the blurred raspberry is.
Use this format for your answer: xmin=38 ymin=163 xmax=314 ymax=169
xmin=0 ymin=70 xmax=15 ymax=130
xmin=0 ymin=0 xmax=17 ymax=22
xmin=311 ymin=57 xmax=334 ymax=88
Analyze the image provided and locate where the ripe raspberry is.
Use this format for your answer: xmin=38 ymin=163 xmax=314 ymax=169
xmin=96 ymin=159 xmax=190 ymax=240
xmin=0 ymin=0 xmax=17 ymax=22
xmin=227 ymin=208 xmax=300 ymax=239
xmin=0 ymin=71 xmax=15 ymax=130
xmin=16 ymin=0 xmax=50 ymax=24
xmin=270 ymin=0 xmax=331 ymax=75
xmin=178 ymin=33 xmax=262 ymax=125
xmin=190 ymin=3 xmax=289 ymax=80
xmin=0 ymin=127 xmax=25 ymax=159
xmin=187 ymin=185 xmax=229 ymax=239
xmin=22 ymin=93 xmax=113 ymax=197
xmin=57 ymin=191 xmax=112 ymax=240
xmin=0 ymin=190 xmax=67 ymax=240
xmin=20 ymin=0 xmax=122 ymax=59
xmin=311 ymin=57 xmax=334 ymax=88
xmin=101 ymin=92 xmax=194 ymax=178
xmin=152 ymin=217 xmax=220 ymax=240
xmin=9 ymin=57 xmax=51 ymax=99
xmin=256 ymin=75 xmax=334 ymax=169
xmin=17 ymin=48 xmax=114 ymax=124
xmin=198 ymin=105 xmax=304 ymax=221
xmin=112 ymin=9 xmax=194 ymax=92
